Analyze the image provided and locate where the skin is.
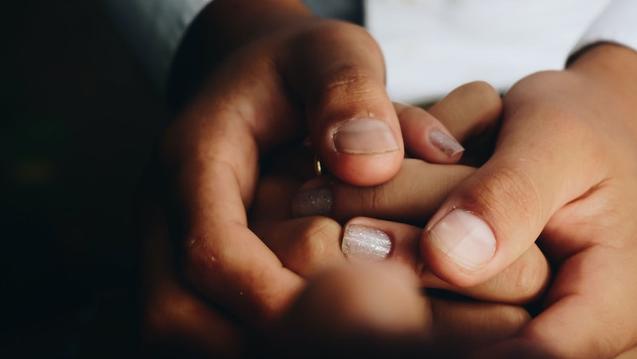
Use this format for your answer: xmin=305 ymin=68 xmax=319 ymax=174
xmin=426 ymin=44 xmax=637 ymax=358
xmin=139 ymin=0 xmax=637 ymax=356
xmin=156 ymin=0 xmax=455 ymax=329
xmin=140 ymin=78 xmax=546 ymax=355
xmin=293 ymin=44 xmax=637 ymax=358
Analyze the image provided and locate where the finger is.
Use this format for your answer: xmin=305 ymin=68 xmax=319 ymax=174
xmin=250 ymin=174 xmax=302 ymax=222
xmin=251 ymin=216 xmax=346 ymax=278
xmin=342 ymin=217 xmax=549 ymax=304
xmin=282 ymin=21 xmax=403 ymax=186
xmin=395 ymin=81 xmax=502 ymax=163
xmin=510 ymin=246 xmax=637 ymax=358
xmin=430 ymin=298 xmax=530 ymax=355
xmin=484 ymin=173 xmax=637 ymax=358
xmin=143 ymin=282 xmax=242 ymax=358
xmin=427 ymin=81 xmax=502 ymax=141
xmin=394 ymin=102 xmax=465 ymax=163
xmin=617 ymin=346 xmax=637 ymax=359
xmin=164 ymin=61 xmax=305 ymax=323
xmin=255 ymin=215 xmax=549 ymax=304
xmin=277 ymin=262 xmax=531 ymax=358
xmin=276 ymin=262 xmax=433 ymax=357
xmin=292 ymin=158 xmax=474 ymax=223
xmin=420 ymin=100 xmax=606 ymax=287
xmin=139 ymin=198 xmax=242 ymax=357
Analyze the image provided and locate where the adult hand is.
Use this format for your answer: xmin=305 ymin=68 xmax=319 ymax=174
xmin=148 ymin=0 xmax=470 ymax=332
xmin=416 ymin=44 xmax=637 ymax=358
xmin=138 ymin=75 xmax=508 ymax=355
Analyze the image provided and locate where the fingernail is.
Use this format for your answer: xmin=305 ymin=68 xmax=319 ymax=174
xmin=342 ymin=224 xmax=392 ymax=261
xmin=333 ymin=118 xmax=399 ymax=154
xmin=291 ymin=188 xmax=333 ymax=217
xmin=429 ymin=129 xmax=464 ymax=157
xmin=428 ymin=209 xmax=495 ymax=270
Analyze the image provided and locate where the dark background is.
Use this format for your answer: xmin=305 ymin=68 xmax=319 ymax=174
xmin=2 ymin=1 xmax=164 ymax=356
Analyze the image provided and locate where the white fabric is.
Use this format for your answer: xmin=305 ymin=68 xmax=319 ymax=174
xmin=106 ymin=0 xmax=637 ymax=101
xmin=366 ymin=0 xmax=615 ymax=104
xmin=105 ymin=0 xmax=212 ymax=91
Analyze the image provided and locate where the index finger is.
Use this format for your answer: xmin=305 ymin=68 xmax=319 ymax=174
xmin=162 ymin=57 xmax=306 ymax=323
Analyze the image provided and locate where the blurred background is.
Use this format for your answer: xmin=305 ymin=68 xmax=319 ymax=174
xmin=2 ymin=1 xmax=164 ymax=356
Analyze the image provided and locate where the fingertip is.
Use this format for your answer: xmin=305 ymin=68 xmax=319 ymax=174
xmin=395 ymin=103 xmax=465 ymax=164
xmin=427 ymin=127 xmax=465 ymax=161
xmin=325 ymin=150 xmax=403 ymax=186
xmin=421 ymin=208 xmax=497 ymax=287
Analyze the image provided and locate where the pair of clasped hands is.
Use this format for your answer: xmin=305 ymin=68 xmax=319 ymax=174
xmin=139 ymin=1 xmax=637 ymax=358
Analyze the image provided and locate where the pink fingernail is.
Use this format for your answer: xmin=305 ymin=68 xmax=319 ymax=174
xmin=333 ymin=118 xmax=399 ymax=154
xmin=429 ymin=129 xmax=464 ymax=157
xmin=342 ymin=224 xmax=392 ymax=261
xmin=428 ymin=209 xmax=495 ymax=270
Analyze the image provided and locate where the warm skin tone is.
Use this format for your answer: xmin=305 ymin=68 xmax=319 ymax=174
xmin=141 ymin=80 xmax=548 ymax=356
xmin=293 ymin=44 xmax=637 ymax=357
xmin=139 ymin=0 xmax=637 ymax=356
xmin=154 ymin=0 xmax=471 ymax=329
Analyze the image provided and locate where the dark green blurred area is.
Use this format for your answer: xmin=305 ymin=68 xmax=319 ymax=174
xmin=2 ymin=1 xmax=166 ymax=356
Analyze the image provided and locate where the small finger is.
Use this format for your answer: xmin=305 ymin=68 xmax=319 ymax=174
xmin=252 ymin=216 xmax=346 ymax=278
xmin=427 ymin=81 xmax=502 ymax=141
xmin=395 ymin=81 xmax=502 ymax=164
xmin=341 ymin=217 xmax=549 ymax=304
xmin=292 ymin=158 xmax=474 ymax=224
xmin=394 ymin=102 xmax=465 ymax=163
xmin=430 ymin=298 xmax=530 ymax=355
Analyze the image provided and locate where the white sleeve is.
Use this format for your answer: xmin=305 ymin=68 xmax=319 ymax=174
xmin=105 ymin=0 xmax=213 ymax=91
xmin=572 ymin=0 xmax=637 ymax=56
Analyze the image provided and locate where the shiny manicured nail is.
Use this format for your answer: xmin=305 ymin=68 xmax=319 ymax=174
xmin=333 ymin=118 xmax=399 ymax=154
xmin=292 ymin=188 xmax=333 ymax=217
xmin=428 ymin=209 xmax=495 ymax=270
xmin=342 ymin=224 xmax=392 ymax=261
xmin=429 ymin=129 xmax=464 ymax=157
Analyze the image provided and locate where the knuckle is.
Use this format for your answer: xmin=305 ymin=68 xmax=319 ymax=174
xmin=507 ymin=251 xmax=548 ymax=302
xmin=463 ymin=165 xmax=544 ymax=231
xmin=512 ymin=262 xmax=538 ymax=299
xmin=498 ymin=305 xmax=531 ymax=328
xmin=294 ymin=217 xmax=342 ymax=267
xmin=356 ymin=184 xmax=389 ymax=216
xmin=317 ymin=65 xmax=379 ymax=109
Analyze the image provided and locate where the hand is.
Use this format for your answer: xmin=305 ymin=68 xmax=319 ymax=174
xmin=142 ymin=0 xmax=471 ymax=342
xmin=255 ymin=83 xmax=550 ymax=356
xmin=412 ymin=44 xmax=637 ymax=358
xmin=273 ymin=262 xmax=532 ymax=358
xmin=250 ymin=174 xmax=549 ymax=358
xmin=138 ymin=77 xmax=524 ymax=355
xmin=252 ymin=165 xmax=549 ymax=305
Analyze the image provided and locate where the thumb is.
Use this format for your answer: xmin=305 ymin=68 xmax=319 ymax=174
xmin=421 ymin=104 xmax=603 ymax=286
xmin=282 ymin=21 xmax=403 ymax=186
